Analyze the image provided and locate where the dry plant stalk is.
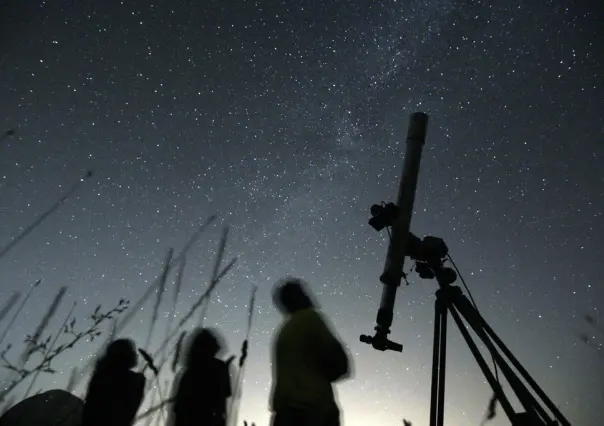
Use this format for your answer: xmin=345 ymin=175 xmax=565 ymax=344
xmin=135 ymin=397 xmax=175 ymax=422
xmin=22 ymin=301 xmax=77 ymax=400
xmin=200 ymin=227 xmax=229 ymax=325
xmin=0 ymin=298 xmax=129 ymax=405
xmin=2 ymin=286 xmax=68 ymax=402
xmin=144 ymin=248 xmax=174 ymax=351
xmin=149 ymin=226 xmax=236 ymax=370
xmin=0 ymin=216 xmax=237 ymax=424
xmin=0 ymin=280 xmax=42 ymax=348
xmin=0 ymin=292 xmax=21 ymax=324
xmin=69 ymin=215 xmax=217 ymax=393
xmin=21 ymin=286 xmax=68 ymax=365
xmin=116 ymin=216 xmax=217 ymax=337
xmin=152 ymin=255 xmax=236 ymax=363
xmin=137 ymin=226 xmax=237 ymax=424
xmin=162 ymin=256 xmax=186 ymax=367
xmin=228 ymin=285 xmax=257 ymax=426
xmin=0 ymin=170 xmax=94 ymax=263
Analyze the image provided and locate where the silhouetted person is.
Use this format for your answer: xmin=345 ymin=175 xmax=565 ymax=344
xmin=82 ymin=338 xmax=145 ymax=426
xmin=270 ymin=277 xmax=352 ymax=426
xmin=172 ymin=327 xmax=232 ymax=426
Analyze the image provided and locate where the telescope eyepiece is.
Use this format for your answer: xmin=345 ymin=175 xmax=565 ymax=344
xmin=359 ymin=332 xmax=403 ymax=353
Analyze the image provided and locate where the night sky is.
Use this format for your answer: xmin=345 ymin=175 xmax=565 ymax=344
xmin=1 ymin=1 xmax=603 ymax=425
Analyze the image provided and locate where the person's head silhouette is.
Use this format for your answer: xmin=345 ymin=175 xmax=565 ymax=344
xmin=99 ymin=338 xmax=138 ymax=371
xmin=272 ymin=277 xmax=317 ymax=315
xmin=185 ymin=327 xmax=223 ymax=367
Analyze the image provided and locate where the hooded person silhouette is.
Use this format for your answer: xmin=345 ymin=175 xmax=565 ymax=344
xmin=82 ymin=338 xmax=146 ymax=426
xmin=172 ymin=327 xmax=232 ymax=426
xmin=269 ymin=277 xmax=352 ymax=426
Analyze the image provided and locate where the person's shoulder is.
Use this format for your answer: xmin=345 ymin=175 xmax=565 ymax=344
xmin=209 ymin=357 xmax=229 ymax=371
xmin=127 ymin=370 xmax=146 ymax=386
xmin=293 ymin=307 xmax=321 ymax=319
xmin=289 ymin=308 xmax=330 ymax=333
xmin=213 ymin=357 xmax=228 ymax=366
xmin=297 ymin=308 xmax=326 ymax=324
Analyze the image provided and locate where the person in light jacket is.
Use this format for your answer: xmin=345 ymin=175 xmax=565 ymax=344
xmin=269 ymin=277 xmax=352 ymax=426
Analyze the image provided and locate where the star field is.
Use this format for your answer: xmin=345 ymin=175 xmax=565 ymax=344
xmin=1 ymin=1 xmax=603 ymax=425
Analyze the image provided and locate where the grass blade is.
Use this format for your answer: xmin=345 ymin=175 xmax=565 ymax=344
xmin=0 ymin=170 xmax=94 ymax=263
xmin=0 ymin=280 xmax=42 ymax=347
xmin=144 ymin=248 xmax=174 ymax=350
xmin=0 ymin=292 xmax=21 ymax=325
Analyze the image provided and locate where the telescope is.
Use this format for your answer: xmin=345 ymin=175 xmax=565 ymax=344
xmin=360 ymin=112 xmax=570 ymax=426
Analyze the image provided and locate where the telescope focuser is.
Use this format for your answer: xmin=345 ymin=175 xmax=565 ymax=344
xmin=360 ymin=328 xmax=403 ymax=352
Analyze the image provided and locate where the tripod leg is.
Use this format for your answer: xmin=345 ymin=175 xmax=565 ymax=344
xmin=456 ymin=295 xmax=561 ymax=426
xmin=429 ymin=296 xmax=447 ymax=426
xmin=445 ymin=302 xmax=518 ymax=422
xmin=472 ymin=304 xmax=571 ymax=426
xmin=436 ymin=301 xmax=447 ymax=426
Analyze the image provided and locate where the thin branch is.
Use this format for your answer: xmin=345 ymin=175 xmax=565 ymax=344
xmin=22 ymin=301 xmax=77 ymax=400
xmin=0 ymin=299 xmax=129 ymax=403
xmin=3 ymin=286 xmax=68 ymax=395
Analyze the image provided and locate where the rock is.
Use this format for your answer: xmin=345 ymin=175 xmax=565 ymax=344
xmin=0 ymin=389 xmax=83 ymax=426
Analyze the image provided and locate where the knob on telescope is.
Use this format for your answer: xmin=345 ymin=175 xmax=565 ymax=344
xmin=359 ymin=334 xmax=372 ymax=344
xmin=360 ymin=333 xmax=403 ymax=352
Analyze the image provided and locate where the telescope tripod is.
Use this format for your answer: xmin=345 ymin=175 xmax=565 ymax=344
xmin=361 ymin=112 xmax=571 ymax=426
xmin=429 ymin=283 xmax=570 ymax=426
